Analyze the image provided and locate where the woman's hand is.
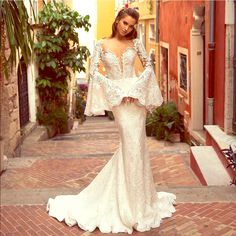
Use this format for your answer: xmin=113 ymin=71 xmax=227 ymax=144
xmin=122 ymin=97 xmax=137 ymax=104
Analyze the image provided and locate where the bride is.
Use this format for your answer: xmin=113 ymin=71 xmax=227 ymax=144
xmin=47 ymin=6 xmax=176 ymax=234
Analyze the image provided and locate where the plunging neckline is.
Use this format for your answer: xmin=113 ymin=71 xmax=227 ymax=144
xmin=102 ymin=46 xmax=135 ymax=60
xmin=101 ymin=38 xmax=136 ymax=58
xmin=101 ymin=39 xmax=137 ymax=73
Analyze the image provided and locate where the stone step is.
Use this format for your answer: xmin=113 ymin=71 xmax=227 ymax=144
xmin=205 ymin=125 xmax=236 ymax=150
xmin=204 ymin=125 xmax=236 ymax=181
xmin=23 ymin=125 xmax=48 ymax=143
xmin=190 ymin=146 xmax=231 ymax=186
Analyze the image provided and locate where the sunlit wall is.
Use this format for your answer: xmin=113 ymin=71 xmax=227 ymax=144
xmin=97 ymin=0 xmax=115 ymax=39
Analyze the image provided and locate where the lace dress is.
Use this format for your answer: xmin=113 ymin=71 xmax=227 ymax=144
xmin=47 ymin=38 xmax=176 ymax=234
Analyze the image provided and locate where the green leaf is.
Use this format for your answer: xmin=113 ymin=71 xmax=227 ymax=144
xmin=40 ymin=63 xmax=45 ymax=70
xmin=51 ymin=61 xmax=56 ymax=69
xmin=34 ymin=1 xmax=91 ymax=131
xmin=42 ymin=41 xmax=46 ymax=47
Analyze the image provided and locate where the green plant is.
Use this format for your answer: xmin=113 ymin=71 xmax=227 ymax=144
xmin=37 ymin=106 xmax=68 ymax=134
xmin=146 ymin=101 xmax=184 ymax=142
xmin=0 ymin=0 xmax=33 ymax=78
xmin=34 ymin=2 xmax=90 ymax=135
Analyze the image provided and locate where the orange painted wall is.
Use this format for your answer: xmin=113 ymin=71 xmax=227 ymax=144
xmin=159 ymin=0 xmax=204 ymax=123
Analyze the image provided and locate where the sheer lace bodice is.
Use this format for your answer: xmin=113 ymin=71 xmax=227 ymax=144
xmin=102 ymin=47 xmax=136 ymax=79
xmin=91 ymin=39 xmax=151 ymax=80
xmin=85 ymin=38 xmax=163 ymax=116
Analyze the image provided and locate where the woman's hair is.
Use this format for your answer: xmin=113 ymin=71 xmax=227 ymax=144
xmin=111 ymin=7 xmax=139 ymax=40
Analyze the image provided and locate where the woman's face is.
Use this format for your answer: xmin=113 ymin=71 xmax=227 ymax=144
xmin=116 ymin=15 xmax=137 ymax=38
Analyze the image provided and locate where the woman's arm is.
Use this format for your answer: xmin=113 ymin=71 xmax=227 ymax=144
xmin=126 ymin=38 xmax=163 ymax=111
xmin=84 ymin=40 xmax=109 ymax=116
xmin=89 ymin=40 xmax=106 ymax=81
xmin=134 ymin=38 xmax=153 ymax=79
xmin=123 ymin=39 xmax=152 ymax=104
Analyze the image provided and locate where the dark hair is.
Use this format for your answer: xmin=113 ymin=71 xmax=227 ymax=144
xmin=111 ymin=7 xmax=139 ymax=40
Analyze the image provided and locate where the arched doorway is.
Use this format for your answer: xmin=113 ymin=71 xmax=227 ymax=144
xmin=18 ymin=58 xmax=29 ymax=127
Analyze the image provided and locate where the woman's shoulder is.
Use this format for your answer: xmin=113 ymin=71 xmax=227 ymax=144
xmin=95 ymin=38 xmax=111 ymax=50
xmin=96 ymin=37 xmax=110 ymax=44
xmin=95 ymin=38 xmax=104 ymax=45
xmin=132 ymin=37 xmax=141 ymax=46
xmin=95 ymin=37 xmax=141 ymax=49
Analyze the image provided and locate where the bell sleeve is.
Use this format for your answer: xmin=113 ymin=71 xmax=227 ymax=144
xmin=128 ymin=39 xmax=163 ymax=112
xmin=84 ymin=40 xmax=109 ymax=116
xmin=84 ymin=40 xmax=127 ymax=116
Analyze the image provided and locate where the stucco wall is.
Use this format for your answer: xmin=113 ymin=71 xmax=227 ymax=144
xmin=97 ymin=0 xmax=115 ymax=39
xmin=159 ymin=0 xmax=205 ymax=129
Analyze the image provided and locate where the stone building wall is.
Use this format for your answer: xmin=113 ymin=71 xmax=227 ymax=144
xmin=2 ymin=64 xmax=21 ymax=158
xmin=1 ymin=33 xmax=21 ymax=158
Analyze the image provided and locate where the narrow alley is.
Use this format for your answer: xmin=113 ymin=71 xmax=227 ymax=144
xmin=1 ymin=117 xmax=236 ymax=236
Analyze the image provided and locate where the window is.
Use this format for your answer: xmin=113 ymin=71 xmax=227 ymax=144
xmin=160 ymin=42 xmax=169 ymax=101
xmin=149 ymin=22 xmax=155 ymax=41
xmin=177 ymin=47 xmax=189 ymax=103
xmin=179 ymin=53 xmax=187 ymax=92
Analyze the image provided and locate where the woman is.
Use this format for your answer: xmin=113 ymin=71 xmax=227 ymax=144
xmin=47 ymin=7 xmax=176 ymax=234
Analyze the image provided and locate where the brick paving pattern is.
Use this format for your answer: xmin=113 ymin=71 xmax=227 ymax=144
xmin=1 ymin=153 xmax=199 ymax=190
xmin=1 ymin=203 xmax=236 ymax=236
xmin=1 ymin=117 xmax=236 ymax=235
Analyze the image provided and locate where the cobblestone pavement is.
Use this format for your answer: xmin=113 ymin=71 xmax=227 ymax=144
xmin=1 ymin=117 xmax=236 ymax=236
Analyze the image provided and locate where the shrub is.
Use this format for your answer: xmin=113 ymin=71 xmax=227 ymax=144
xmin=146 ymin=101 xmax=185 ymax=142
xmin=34 ymin=2 xmax=90 ymax=134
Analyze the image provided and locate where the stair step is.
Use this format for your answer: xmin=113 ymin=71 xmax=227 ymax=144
xmin=204 ymin=125 xmax=236 ymax=149
xmin=204 ymin=125 xmax=236 ymax=181
xmin=190 ymin=146 xmax=231 ymax=186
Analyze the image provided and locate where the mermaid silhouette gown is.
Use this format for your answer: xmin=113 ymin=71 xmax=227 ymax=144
xmin=47 ymin=38 xmax=176 ymax=234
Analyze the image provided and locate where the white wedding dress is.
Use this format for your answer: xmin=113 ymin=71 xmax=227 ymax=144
xmin=47 ymin=38 xmax=176 ymax=234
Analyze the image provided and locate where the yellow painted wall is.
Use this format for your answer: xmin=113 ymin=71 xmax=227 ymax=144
xmin=130 ymin=0 xmax=156 ymax=18
xmin=96 ymin=0 xmax=115 ymax=39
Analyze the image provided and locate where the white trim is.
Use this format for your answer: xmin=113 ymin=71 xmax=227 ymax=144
xmin=27 ymin=62 xmax=37 ymax=122
xmin=224 ymin=24 xmax=234 ymax=133
xmin=225 ymin=0 xmax=235 ymax=25
xmin=190 ymin=29 xmax=204 ymax=131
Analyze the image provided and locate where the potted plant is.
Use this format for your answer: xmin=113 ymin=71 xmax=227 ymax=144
xmin=146 ymin=101 xmax=184 ymax=142
xmin=34 ymin=2 xmax=90 ymax=136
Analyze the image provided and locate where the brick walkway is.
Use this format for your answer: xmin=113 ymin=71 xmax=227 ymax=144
xmin=1 ymin=203 xmax=236 ymax=236
xmin=1 ymin=117 xmax=236 ymax=235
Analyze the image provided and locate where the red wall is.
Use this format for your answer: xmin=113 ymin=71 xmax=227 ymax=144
xmin=213 ymin=1 xmax=225 ymax=128
xmin=204 ymin=1 xmax=225 ymax=128
xmin=159 ymin=0 xmax=204 ymax=115
xmin=160 ymin=0 xmax=225 ymax=130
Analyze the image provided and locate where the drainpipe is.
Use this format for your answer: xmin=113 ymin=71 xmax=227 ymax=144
xmin=207 ymin=0 xmax=215 ymax=125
